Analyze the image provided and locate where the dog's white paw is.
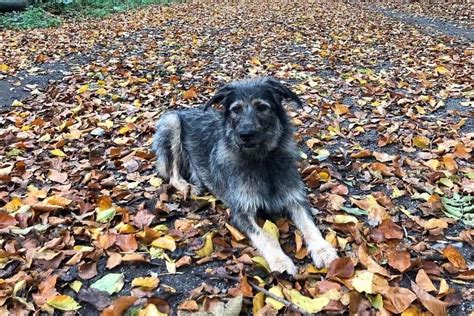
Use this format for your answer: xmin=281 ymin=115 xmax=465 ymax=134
xmin=309 ymin=241 xmax=338 ymax=268
xmin=267 ymin=254 xmax=298 ymax=275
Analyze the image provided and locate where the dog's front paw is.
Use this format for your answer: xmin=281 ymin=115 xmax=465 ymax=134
xmin=267 ymin=254 xmax=298 ymax=275
xmin=309 ymin=241 xmax=338 ymax=268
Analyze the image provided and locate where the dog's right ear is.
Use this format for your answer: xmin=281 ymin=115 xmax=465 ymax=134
xmin=203 ymin=85 xmax=233 ymax=111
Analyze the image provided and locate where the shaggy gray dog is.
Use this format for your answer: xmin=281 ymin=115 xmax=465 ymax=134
xmin=152 ymin=77 xmax=338 ymax=274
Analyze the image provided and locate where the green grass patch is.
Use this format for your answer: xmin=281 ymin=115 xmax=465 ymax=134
xmin=0 ymin=6 xmax=62 ymax=29
xmin=0 ymin=0 xmax=173 ymax=29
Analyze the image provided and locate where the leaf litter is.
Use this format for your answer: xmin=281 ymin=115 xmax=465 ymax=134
xmin=0 ymin=0 xmax=473 ymax=315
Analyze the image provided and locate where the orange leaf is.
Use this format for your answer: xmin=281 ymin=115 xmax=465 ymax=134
xmin=378 ymin=219 xmax=403 ymax=240
xmin=442 ymin=245 xmax=467 ymax=270
xmin=334 ymin=103 xmax=349 ymax=115
xmin=102 ymin=296 xmax=138 ymax=316
xmin=225 ymin=223 xmax=246 ymax=241
xmin=98 ymin=196 xmax=113 ymax=211
xmin=178 ymin=300 xmax=199 ymax=311
xmin=183 ymin=87 xmax=198 ymax=100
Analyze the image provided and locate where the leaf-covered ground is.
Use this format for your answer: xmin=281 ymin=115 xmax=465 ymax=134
xmin=0 ymin=1 xmax=473 ymax=315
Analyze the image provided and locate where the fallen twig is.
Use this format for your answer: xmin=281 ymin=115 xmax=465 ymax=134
xmin=201 ymin=273 xmax=309 ymax=315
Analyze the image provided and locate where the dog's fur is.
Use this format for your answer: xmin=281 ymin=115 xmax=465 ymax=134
xmin=152 ymin=77 xmax=338 ymax=274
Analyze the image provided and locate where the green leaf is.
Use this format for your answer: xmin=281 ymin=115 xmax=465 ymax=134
xmin=367 ymin=294 xmax=383 ymax=310
xmin=47 ymin=295 xmax=81 ymax=311
xmin=90 ymin=273 xmax=124 ymax=295
xmin=341 ymin=206 xmax=368 ymax=216
xmin=96 ymin=208 xmax=116 ymax=223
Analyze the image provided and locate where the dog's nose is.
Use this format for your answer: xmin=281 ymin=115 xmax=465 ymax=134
xmin=239 ymin=130 xmax=256 ymax=143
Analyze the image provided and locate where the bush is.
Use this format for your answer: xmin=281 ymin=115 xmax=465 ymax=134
xmin=0 ymin=6 xmax=62 ymax=29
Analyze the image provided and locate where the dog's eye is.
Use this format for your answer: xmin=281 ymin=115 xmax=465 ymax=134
xmin=230 ymin=105 xmax=242 ymax=114
xmin=255 ymin=102 xmax=269 ymax=112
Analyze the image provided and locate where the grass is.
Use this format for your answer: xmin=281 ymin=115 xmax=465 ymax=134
xmin=0 ymin=6 xmax=62 ymax=29
xmin=0 ymin=0 xmax=173 ymax=29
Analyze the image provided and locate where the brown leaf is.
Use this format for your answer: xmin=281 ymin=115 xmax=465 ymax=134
xmin=79 ymin=262 xmax=98 ymax=280
xmin=411 ymin=281 xmax=448 ymax=316
xmin=442 ymin=245 xmax=467 ymax=269
xmin=327 ymin=257 xmax=355 ymax=279
xmin=0 ymin=211 xmax=17 ymax=228
xmin=378 ymin=219 xmax=404 ymax=240
xmin=387 ymin=250 xmax=411 ymax=273
xmin=183 ymin=87 xmax=198 ymax=100
xmin=179 ymin=300 xmax=199 ymax=311
xmin=115 ymin=234 xmax=138 ymax=252
xmin=415 ymin=269 xmax=437 ymax=292
xmin=175 ymin=255 xmax=192 ymax=268
xmin=382 ymin=286 xmax=417 ymax=314
xmin=358 ymin=245 xmax=390 ymax=277
xmin=106 ymin=252 xmax=122 ymax=269
xmin=102 ymin=296 xmax=138 ymax=316
xmin=48 ymin=170 xmax=68 ymax=184
xmin=133 ymin=209 xmax=155 ymax=229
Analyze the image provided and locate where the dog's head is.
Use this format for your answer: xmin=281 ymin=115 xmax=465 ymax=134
xmin=204 ymin=77 xmax=302 ymax=153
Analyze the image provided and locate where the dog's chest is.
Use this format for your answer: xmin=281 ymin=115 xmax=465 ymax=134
xmin=225 ymin=160 xmax=304 ymax=210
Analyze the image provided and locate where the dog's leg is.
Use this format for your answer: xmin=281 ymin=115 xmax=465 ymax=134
xmin=231 ymin=212 xmax=297 ymax=275
xmin=153 ymin=113 xmax=193 ymax=196
xmin=289 ymin=203 xmax=338 ymax=268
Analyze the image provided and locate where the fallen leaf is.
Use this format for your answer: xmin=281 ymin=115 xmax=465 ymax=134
xmin=411 ymin=281 xmax=448 ymax=316
xmin=47 ymin=295 xmax=80 ymax=311
xmin=442 ymin=245 xmax=467 ymax=269
xmin=416 ymin=269 xmax=437 ymax=292
xmin=91 ymin=273 xmax=124 ymax=295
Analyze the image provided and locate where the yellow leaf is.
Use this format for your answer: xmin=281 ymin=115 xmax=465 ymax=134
xmin=149 ymin=177 xmax=163 ymax=187
xmin=435 ymin=65 xmax=449 ymax=75
xmin=134 ymin=99 xmax=142 ymax=107
xmin=98 ymin=120 xmax=114 ymax=129
xmin=424 ymin=159 xmax=440 ymax=171
xmin=138 ymin=304 xmax=167 ymax=316
xmin=401 ymin=306 xmax=422 ymax=316
xmin=69 ymin=280 xmax=82 ymax=293
xmin=262 ymin=220 xmax=279 ymax=240
xmin=132 ymin=277 xmax=160 ymax=290
xmin=45 ymin=195 xmax=72 ymax=207
xmin=413 ymin=136 xmax=430 ymax=149
xmin=11 ymin=100 xmax=23 ymax=107
xmin=4 ymin=197 xmax=23 ymax=213
xmin=334 ymin=214 xmax=358 ymax=224
xmin=195 ymin=232 xmax=214 ymax=257
xmin=287 ymin=289 xmax=330 ymax=313
xmin=0 ymin=63 xmax=10 ymax=73
xmin=253 ymin=292 xmax=265 ymax=315
xmin=151 ymin=235 xmax=176 ymax=252
xmin=351 ymin=270 xmax=374 ymax=294
xmin=250 ymin=56 xmax=261 ymax=66
xmin=265 ymin=286 xmax=285 ymax=310
xmin=251 ymin=256 xmax=271 ymax=273
xmin=96 ymin=88 xmax=107 ymax=95
xmin=47 ymin=295 xmax=80 ymax=311
xmin=50 ymin=149 xmax=66 ymax=157
xmin=225 ymin=223 xmax=246 ymax=241
xmin=77 ymin=84 xmax=89 ymax=94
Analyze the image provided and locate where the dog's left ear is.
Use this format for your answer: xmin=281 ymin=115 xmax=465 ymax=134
xmin=265 ymin=77 xmax=303 ymax=108
xmin=203 ymin=85 xmax=233 ymax=111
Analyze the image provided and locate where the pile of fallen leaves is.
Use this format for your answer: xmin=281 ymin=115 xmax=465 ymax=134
xmin=0 ymin=1 xmax=472 ymax=315
xmin=378 ymin=1 xmax=473 ymax=28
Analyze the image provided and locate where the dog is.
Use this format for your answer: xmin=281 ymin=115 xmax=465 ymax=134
xmin=152 ymin=77 xmax=338 ymax=274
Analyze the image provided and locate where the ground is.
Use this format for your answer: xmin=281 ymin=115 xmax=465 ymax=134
xmin=0 ymin=1 xmax=473 ymax=315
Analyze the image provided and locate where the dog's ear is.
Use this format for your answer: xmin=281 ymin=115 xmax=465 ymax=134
xmin=265 ymin=77 xmax=303 ymax=108
xmin=203 ymin=85 xmax=233 ymax=111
